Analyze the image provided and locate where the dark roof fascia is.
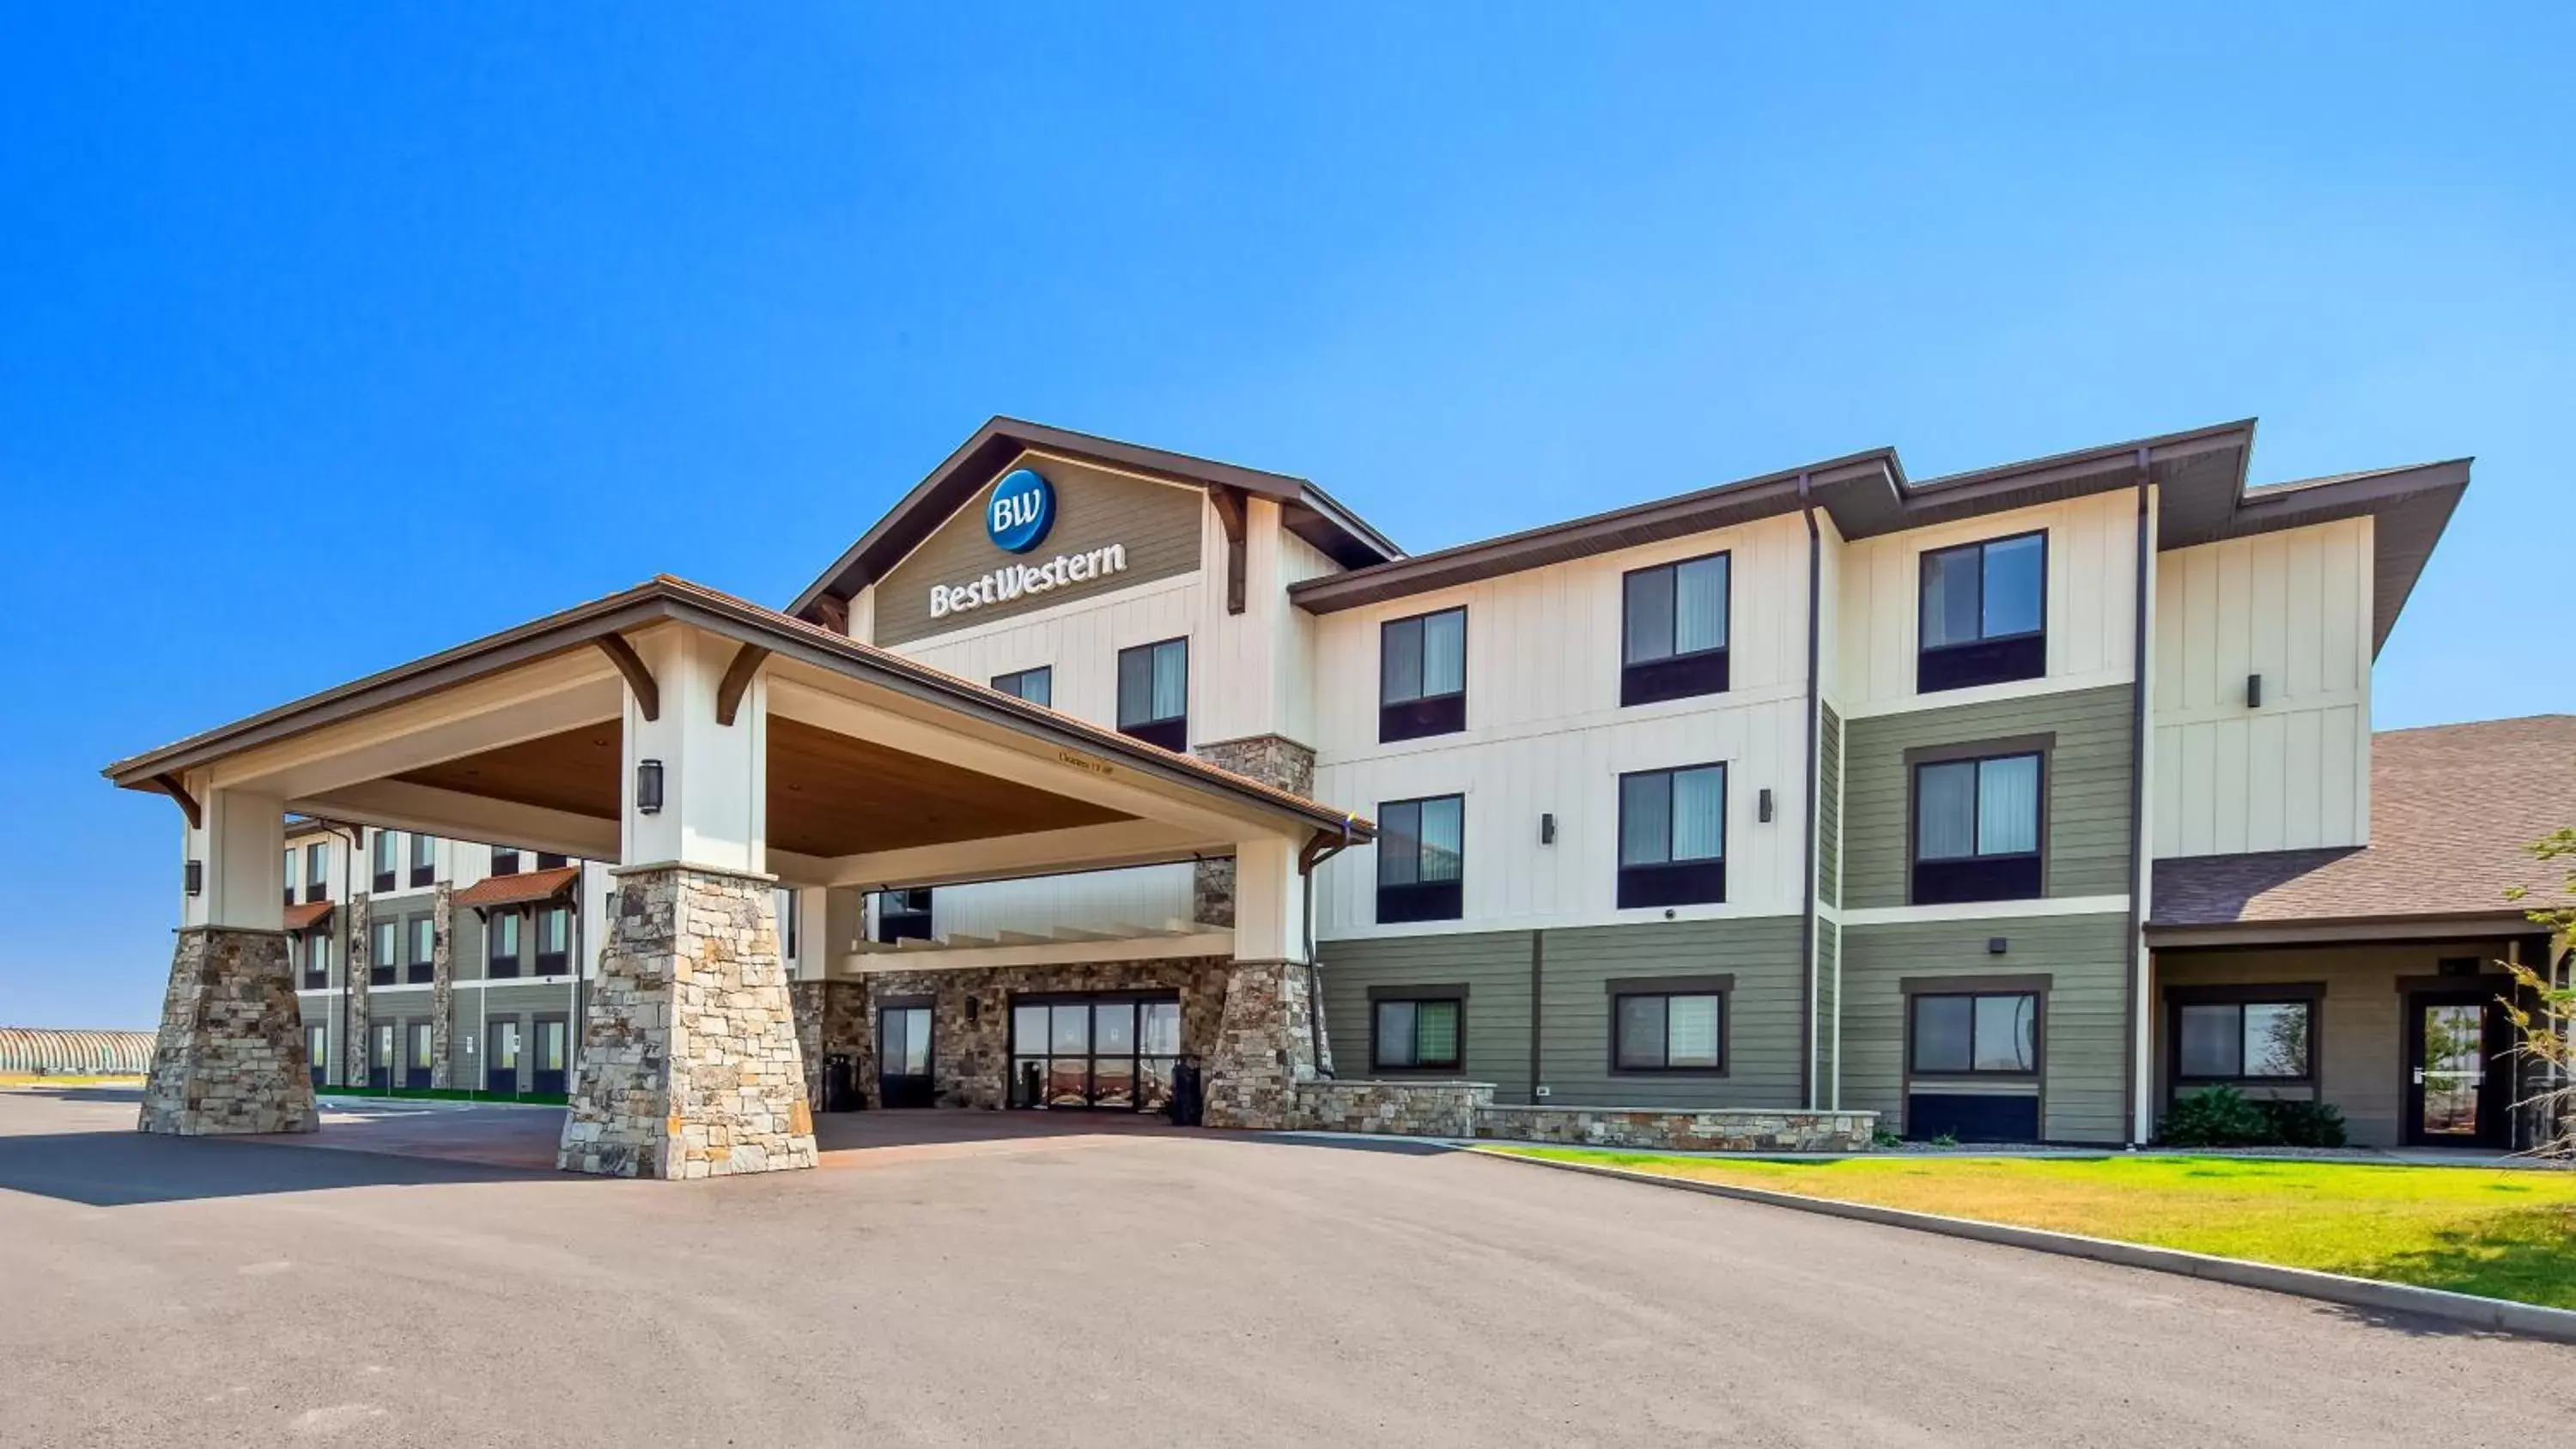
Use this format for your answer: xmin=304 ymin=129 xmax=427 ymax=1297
xmin=105 ymin=579 xmax=1369 ymax=840
xmin=787 ymin=418 xmax=1400 ymax=619
xmin=2169 ymin=458 xmax=2470 ymax=654
xmin=2144 ymin=909 xmax=2541 ymax=949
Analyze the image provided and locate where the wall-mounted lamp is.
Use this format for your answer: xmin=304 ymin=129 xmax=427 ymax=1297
xmin=1758 ymin=788 xmax=1775 ymax=824
xmin=1539 ymin=812 xmax=1557 ymax=846
xmin=1987 ymin=936 xmax=2009 ymax=955
xmin=2246 ymin=672 xmax=2263 ymax=709
xmin=635 ymin=759 xmax=665 ymax=815
xmin=184 ymin=858 xmax=204 ymax=897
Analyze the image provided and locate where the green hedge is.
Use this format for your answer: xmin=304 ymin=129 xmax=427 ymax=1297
xmin=317 ymin=1085 xmax=568 ymax=1106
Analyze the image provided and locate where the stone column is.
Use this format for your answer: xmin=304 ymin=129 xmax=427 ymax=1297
xmin=428 ymin=884 xmax=454 ymax=1088
xmin=1189 ymin=736 xmax=1317 ymax=928
xmin=556 ymin=866 xmax=817 ymax=1179
xmin=344 ymin=893 xmax=372 ymax=1088
xmin=139 ymin=927 xmax=319 ymax=1136
xmin=1200 ymin=958 xmax=1320 ymax=1130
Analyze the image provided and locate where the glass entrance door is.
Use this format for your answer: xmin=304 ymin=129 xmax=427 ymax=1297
xmin=2408 ymin=992 xmax=2504 ymax=1147
xmin=370 ymin=1022 xmax=394 ymax=1092
xmin=531 ymin=1016 xmax=569 ymax=1096
xmin=878 ymin=1003 xmax=935 ymax=1108
xmin=1011 ymin=994 xmax=1182 ymax=1112
xmin=489 ymin=1019 xmax=522 ymax=1097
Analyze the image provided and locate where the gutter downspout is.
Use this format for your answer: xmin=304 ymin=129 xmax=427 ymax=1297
xmin=327 ymin=821 xmax=361 ymax=1094
xmin=2123 ymin=450 xmax=2153 ymax=1146
xmin=1797 ymin=473 xmax=1822 ymax=1110
xmin=1300 ymin=819 xmax=1355 ymax=1079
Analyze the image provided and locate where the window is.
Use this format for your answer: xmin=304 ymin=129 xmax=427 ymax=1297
xmin=370 ymin=919 xmax=397 ymax=986
xmin=307 ymin=1022 xmax=327 ymax=1088
xmin=1376 ymin=795 xmax=1464 ymax=924
xmin=991 ymin=667 xmax=1052 ymax=707
xmin=491 ymin=846 xmax=520 ymax=876
xmin=2175 ymin=997 xmax=2313 ymax=1082
xmin=535 ymin=906 xmax=571 ymax=975
xmin=306 ymin=842 xmax=330 ymax=903
xmin=488 ymin=911 xmax=522 ymax=978
xmin=410 ymin=833 xmax=435 ymax=888
xmin=1115 ymin=637 xmax=1188 ymax=751
xmin=1613 ymin=988 xmax=1725 ymax=1072
xmin=408 ymin=916 xmax=434 ymax=984
xmin=1379 ymin=607 xmax=1467 ymax=743
xmin=283 ymin=849 xmax=297 ymax=907
xmin=1918 ymin=531 xmax=2046 ymax=692
xmin=536 ymin=852 xmax=568 ymax=870
xmin=303 ymin=934 xmax=331 ymax=991
xmin=1372 ymin=995 xmax=1464 ymax=1071
xmin=876 ymin=888 xmax=933 ymax=943
xmin=1910 ymin=991 xmax=2040 ymax=1076
xmin=371 ymin=831 xmax=398 ymax=894
xmin=405 ymin=1021 xmax=433 ymax=1088
xmin=1622 ymin=553 xmax=1730 ymax=706
xmin=1618 ymin=764 xmax=1726 ymax=908
xmin=1912 ymin=750 xmax=2043 ymax=903
xmin=776 ymin=888 xmax=800 ymax=962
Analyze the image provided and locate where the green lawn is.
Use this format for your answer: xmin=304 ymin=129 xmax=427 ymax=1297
xmin=1481 ymin=1148 xmax=2576 ymax=1309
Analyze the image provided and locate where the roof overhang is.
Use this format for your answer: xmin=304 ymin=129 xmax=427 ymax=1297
xmin=787 ymin=417 xmax=1403 ymax=621
xmin=2144 ymin=910 xmax=2545 ymax=950
xmin=105 ymin=576 xmax=1372 ymax=852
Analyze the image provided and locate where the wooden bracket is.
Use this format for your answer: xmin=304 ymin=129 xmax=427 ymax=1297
xmin=1210 ymin=486 xmax=1248 ymax=615
xmin=715 ymin=642 xmax=773 ymax=727
xmin=809 ymin=593 xmax=850 ymax=635
xmin=151 ymin=773 xmax=203 ymax=831
xmin=1300 ymin=822 xmax=1354 ymax=874
xmin=592 ymin=635 xmax=659 ymax=722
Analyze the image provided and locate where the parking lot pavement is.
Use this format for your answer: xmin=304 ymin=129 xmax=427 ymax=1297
xmin=3 ymin=1086 xmax=2572 ymax=1448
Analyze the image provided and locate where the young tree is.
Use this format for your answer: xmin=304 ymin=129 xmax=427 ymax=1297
xmin=2500 ymin=828 xmax=2576 ymax=1155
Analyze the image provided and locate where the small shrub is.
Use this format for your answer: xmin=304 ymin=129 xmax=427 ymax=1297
xmin=1929 ymin=1131 xmax=1958 ymax=1149
xmin=1870 ymin=1127 xmax=1903 ymax=1149
xmin=2160 ymin=1086 xmax=2272 ymax=1147
xmin=2257 ymin=1098 xmax=2348 ymax=1149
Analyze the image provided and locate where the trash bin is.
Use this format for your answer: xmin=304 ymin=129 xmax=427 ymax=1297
xmin=823 ymin=1052 xmax=857 ymax=1113
xmin=1169 ymin=1055 xmax=1205 ymax=1127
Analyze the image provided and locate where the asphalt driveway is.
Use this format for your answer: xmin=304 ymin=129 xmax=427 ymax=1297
xmin=1 ymin=1088 xmax=2568 ymax=1448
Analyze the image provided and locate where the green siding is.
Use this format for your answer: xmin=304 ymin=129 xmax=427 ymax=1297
xmin=1842 ymin=683 xmax=2134 ymax=910
xmin=1841 ymin=912 xmax=2131 ymax=1144
xmin=1319 ymin=931 xmax=1533 ymax=1101
xmin=1814 ymin=923 xmax=1839 ymax=1106
xmin=1817 ymin=706 xmax=1843 ymax=909
xmin=1537 ymin=916 xmax=1807 ymax=1110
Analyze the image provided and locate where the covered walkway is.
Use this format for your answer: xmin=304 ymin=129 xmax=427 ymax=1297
xmin=103 ymin=577 xmax=1367 ymax=1178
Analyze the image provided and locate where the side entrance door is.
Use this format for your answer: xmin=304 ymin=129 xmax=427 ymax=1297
xmin=2405 ymin=990 xmax=2510 ymax=1148
xmin=370 ymin=1022 xmax=394 ymax=1092
xmin=488 ymin=1019 xmax=522 ymax=1097
xmin=878 ymin=1001 xmax=935 ymax=1108
xmin=531 ymin=1016 xmax=569 ymax=1096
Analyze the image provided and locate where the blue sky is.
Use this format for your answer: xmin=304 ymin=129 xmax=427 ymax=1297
xmin=3 ymin=7 xmax=2568 ymax=1028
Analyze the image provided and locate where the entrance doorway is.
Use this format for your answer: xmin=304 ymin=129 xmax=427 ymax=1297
xmin=2405 ymin=990 xmax=2509 ymax=1148
xmin=488 ymin=1019 xmax=522 ymax=1096
xmin=532 ymin=1016 xmax=569 ymax=1096
xmin=370 ymin=1022 xmax=394 ymax=1092
xmin=1010 ymin=993 xmax=1182 ymax=1112
xmin=878 ymin=999 xmax=935 ymax=1108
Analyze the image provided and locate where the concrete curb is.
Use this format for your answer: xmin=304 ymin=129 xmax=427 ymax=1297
xmin=1474 ymin=1148 xmax=2576 ymax=1345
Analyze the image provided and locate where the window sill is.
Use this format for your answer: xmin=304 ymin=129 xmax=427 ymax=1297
xmin=1905 ymin=1072 xmax=2041 ymax=1084
xmin=1608 ymin=1067 xmax=1729 ymax=1079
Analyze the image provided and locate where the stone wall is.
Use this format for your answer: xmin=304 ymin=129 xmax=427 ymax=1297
xmin=840 ymin=957 xmax=1235 ymax=1110
xmin=788 ymin=979 xmax=866 ymax=1109
xmin=138 ymin=927 xmax=319 ymax=1137
xmin=1188 ymin=735 xmax=1317 ymax=928
xmin=556 ymin=867 xmax=817 ymax=1179
xmin=1473 ymin=1104 xmax=1879 ymax=1153
xmin=1202 ymin=958 xmax=1321 ymax=1130
xmin=428 ymin=884 xmax=453 ymax=1088
xmin=1292 ymin=1079 xmax=1492 ymax=1137
xmin=345 ymin=893 xmax=371 ymax=1087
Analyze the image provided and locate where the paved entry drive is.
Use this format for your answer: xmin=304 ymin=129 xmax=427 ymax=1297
xmin=3 ymin=1087 xmax=2570 ymax=1448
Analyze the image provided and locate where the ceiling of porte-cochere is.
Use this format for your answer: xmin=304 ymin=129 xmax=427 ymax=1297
xmin=392 ymin=715 xmax=1132 ymax=858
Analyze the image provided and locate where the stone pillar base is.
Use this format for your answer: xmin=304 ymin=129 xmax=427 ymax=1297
xmin=139 ymin=927 xmax=319 ymax=1137
xmin=1201 ymin=958 xmax=1319 ymax=1130
xmin=558 ymin=866 xmax=818 ymax=1179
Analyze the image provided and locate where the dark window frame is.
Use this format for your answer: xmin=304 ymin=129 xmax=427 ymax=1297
xmin=1917 ymin=530 xmax=2049 ymax=693
xmin=1615 ymin=762 xmax=1728 ymax=908
xmin=369 ymin=919 xmax=398 ymax=987
xmin=306 ymin=842 xmax=331 ymax=903
xmin=409 ymin=832 xmax=435 ymax=888
xmin=1607 ymin=973 xmax=1733 ymax=1076
xmin=1620 ymin=551 xmax=1733 ymax=706
xmin=1906 ymin=739 xmax=2049 ymax=906
xmin=301 ymin=932 xmax=330 ymax=991
xmin=1375 ymin=793 xmax=1465 ymax=924
xmin=1115 ymin=637 xmax=1190 ymax=752
xmin=990 ymin=665 xmax=1054 ymax=707
xmin=406 ymin=914 xmax=434 ymax=985
xmin=1905 ymin=983 xmax=2045 ymax=1080
xmin=487 ymin=908 xmax=522 ymax=979
xmin=1379 ymin=606 xmax=1468 ymax=743
xmin=490 ymin=847 xmax=521 ymax=877
xmin=1367 ymin=985 xmax=1467 ymax=1073
xmin=535 ymin=852 xmax=568 ymax=871
xmin=875 ymin=888 xmax=933 ymax=944
xmin=371 ymin=830 xmax=398 ymax=894
xmin=2166 ymin=982 xmax=2323 ymax=1089
xmin=533 ymin=903 xmax=571 ymax=976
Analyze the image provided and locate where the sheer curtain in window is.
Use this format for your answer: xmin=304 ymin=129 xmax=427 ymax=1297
xmin=1625 ymin=569 xmax=1674 ymax=664
xmin=1674 ymin=556 xmax=1728 ymax=654
xmin=1620 ymin=773 xmax=1671 ymax=865
xmin=1917 ymin=761 xmax=1978 ymax=859
xmin=1417 ymin=797 xmax=1463 ymax=882
xmin=1150 ymin=642 xmax=1187 ymax=720
xmin=1671 ymin=767 xmax=1724 ymax=861
xmin=1921 ymin=549 xmax=1981 ymax=648
xmin=1421 ymin=610 xmax=1465 ymax=695
xmin=1977 ymin=755 xmax=2040 ymax=855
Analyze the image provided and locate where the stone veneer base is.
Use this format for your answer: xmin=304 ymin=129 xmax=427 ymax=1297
xmin=556 ymin=866 xmax=817 ymax=1179
xmin=139 ymin=926 xmax=319 ymax=1137
xmin=1282 ymin=1082 xmax=1880 ymax=1152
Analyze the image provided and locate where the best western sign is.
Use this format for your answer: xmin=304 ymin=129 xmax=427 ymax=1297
xmin=927 ymin=466 xmax=1133 ymax=621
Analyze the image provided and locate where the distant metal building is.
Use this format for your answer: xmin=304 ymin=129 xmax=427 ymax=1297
xmin=0 ymin=1028 xmax=155 ymax=1076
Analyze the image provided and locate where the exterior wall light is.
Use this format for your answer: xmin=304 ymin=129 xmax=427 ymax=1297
xmin=1758 ymin=788 xmax=1775 ymax=823
xmin=1987 ymin=936 xmax=2009 ymax=955
xmin=2246 ymin=672 xmax=2263 ymax=709
xmin=1539 ymin=812 xmax=1556 ymax=845
xmin=636 ymin=759 xmax=665 ymax=815
xmin=185 ymin=858 xmax=204 ymax=897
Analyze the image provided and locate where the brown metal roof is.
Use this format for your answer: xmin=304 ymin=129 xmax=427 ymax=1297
xmin=283 ymin=900 xmax=335 ymax=932
xmin=787 ymin=417 xmax=1403 ymax=621
xmin=2150 ymin=715 xmax=2576 ymax=935
xmin=104 ymin=575 xmax=1372 ymax=843
xmin=452 ymin=865 xmax=583 ymax=911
